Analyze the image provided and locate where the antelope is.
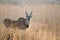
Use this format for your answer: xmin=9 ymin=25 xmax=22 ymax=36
xmin=4 ymin=12 xmax=32 ymax=30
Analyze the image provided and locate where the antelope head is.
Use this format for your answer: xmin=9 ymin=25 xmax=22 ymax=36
xmin=26 ymin=11 xmax=32 ymax=21
xmin=25 ymin=11 xmax=33 ymax=28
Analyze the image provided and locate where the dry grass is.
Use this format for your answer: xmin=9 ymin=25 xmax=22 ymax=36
xmin=0 ymin=22 xmax=60 ymax=40
xmin=0 ymin=4 xmax=60 ymax=40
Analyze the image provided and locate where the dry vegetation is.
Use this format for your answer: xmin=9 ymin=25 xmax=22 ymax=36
xmin=0 ymin=4 xmax=60 ymax=40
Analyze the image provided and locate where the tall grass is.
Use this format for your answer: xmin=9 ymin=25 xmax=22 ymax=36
xmin=0 ymin=22 xmax=60 ymax=40
xmin=0 ymin=4 xmax=60 ymax=40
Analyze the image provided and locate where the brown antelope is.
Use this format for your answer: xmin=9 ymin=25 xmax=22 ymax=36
xmin=4 ymin=11 xmax=32 ymax=30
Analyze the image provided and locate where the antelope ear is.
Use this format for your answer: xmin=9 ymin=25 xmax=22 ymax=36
xmin=25 ymin=11 xmax=28 ymax=16
xmin=30 ymin=12 xmax=33 ymax=17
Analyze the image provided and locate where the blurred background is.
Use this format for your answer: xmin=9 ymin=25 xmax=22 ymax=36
xmin=0 ymin=0 xmax=60 ymax=40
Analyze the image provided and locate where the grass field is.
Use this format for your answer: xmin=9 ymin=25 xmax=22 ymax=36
xmin=0 ymin=4 xmax=60 ymax=40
